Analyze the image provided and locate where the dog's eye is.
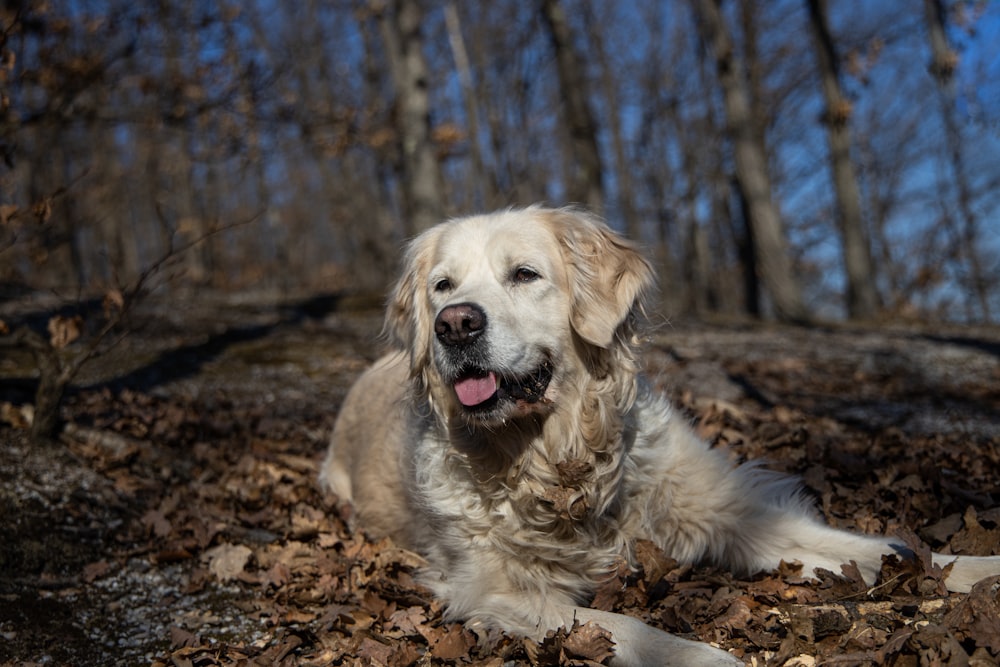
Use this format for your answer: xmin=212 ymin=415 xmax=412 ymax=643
xmin=513 ymin=267 xmax=540 ymax=284
xmin=434 ymin=278 xmax=453 ymax=292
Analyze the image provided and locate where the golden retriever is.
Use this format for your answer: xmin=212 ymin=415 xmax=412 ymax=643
xmin=320 ymin=206 xmax=1000 ymax=666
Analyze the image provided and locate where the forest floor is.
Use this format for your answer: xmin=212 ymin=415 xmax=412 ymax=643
xmin=1 ymin=294 xmax=999 ymax=667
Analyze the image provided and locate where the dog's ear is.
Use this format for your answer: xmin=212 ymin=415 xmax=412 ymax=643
xmin=386 ymin=228 xmax=439 ymax=372
xmin=546 ymin=208 xmax=655 ymax=348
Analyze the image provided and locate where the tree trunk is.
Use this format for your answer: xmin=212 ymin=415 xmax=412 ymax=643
xmin=539 ymin=0 xmax=603 ymax=212
xmin=582 ymin=3 xmax=637 ymax=237
xmin=806 ymin=0 xmax=878 ymax=320
xmin=443 ymin=2 xmax=492 ymax=211
xmin=922 ymin=0 xmax=991 ymax=322
xmin=690 ymin=0 xmax=808 ymax=322
xmin=30 ymin=357 xmax=66 ymax=445
xmin=377 ymin=0 xmax=444 ymax=234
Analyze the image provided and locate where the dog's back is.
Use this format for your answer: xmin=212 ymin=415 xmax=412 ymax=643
xmin=320 ymin=351 xmax=415 ymax=543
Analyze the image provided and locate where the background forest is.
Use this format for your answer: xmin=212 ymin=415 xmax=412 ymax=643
xmin=3 ymin=3 xmax=1000 ymax=665
xmin=1 ymin=0 xmax=998 ymax=323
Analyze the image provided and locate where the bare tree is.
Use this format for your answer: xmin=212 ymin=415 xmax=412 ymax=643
xmin=539 ymin=0 xmax=603 ymax=212
xmin=806 ymin=0 xmax=878 ymax=320
xmin=376 ymin=0 xmax=445 ymax=234
xmin=2 ymin=0 xmax=998 ymax=324
xmin=922 ymin=0 xmax=992 ymax=322
xmin=443 ymin=2 xmax=492 ymax=211
xmin=582 ymin=3 xmax=639 ymax=239
xmin=689 ymin=0 xmax=809 ymax=322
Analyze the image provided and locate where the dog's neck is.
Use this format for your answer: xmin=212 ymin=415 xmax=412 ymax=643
xmin=434 ymin=365 xmax=637 ymax=535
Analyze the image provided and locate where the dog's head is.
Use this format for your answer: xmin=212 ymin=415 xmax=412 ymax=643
xmin=387 ymin=206 xmax=654 ymax=427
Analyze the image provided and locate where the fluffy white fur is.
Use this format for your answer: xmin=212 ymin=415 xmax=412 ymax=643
xmin=320 ymin=206 xmax=1000 ymax=666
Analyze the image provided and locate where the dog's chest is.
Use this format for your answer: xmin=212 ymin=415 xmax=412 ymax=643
xmin=409 ymin=436 xmax=628 ymax=586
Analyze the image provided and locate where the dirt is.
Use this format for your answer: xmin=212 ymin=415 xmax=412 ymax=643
xmin=1 ymin=297 xmax=999 ymax=666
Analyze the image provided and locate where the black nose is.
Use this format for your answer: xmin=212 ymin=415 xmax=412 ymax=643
xmin=435 ymin=303 xmax=487 ymax=347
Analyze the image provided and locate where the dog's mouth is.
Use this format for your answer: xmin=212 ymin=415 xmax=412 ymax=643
xmin=451 ymin=361 xmax=554 ymax=412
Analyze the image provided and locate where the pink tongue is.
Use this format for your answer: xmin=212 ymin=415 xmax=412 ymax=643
xmin=454 ymin=372 xmax=498 ymax=406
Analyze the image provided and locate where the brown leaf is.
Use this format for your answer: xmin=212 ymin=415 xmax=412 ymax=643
xmin=282 ymin=608 xmax=317 ymax=624
xmin=290 ymin=502 xmax=325 ymax=539
xmin=388 ymin=605 xmax=427 ymax=637
xmin=540 ymin=485 xmax=589 ymax=520
xmin=431 ymin=623 xmax=475 ymax=660
xmin=169 ymin=626 xmax=199 ymax=649
xmin=713 ymin=597 xmax=754 ymax=634
xmin=942 ymin=575 xmax=1000 ymax=653
xmin=47 ymin=314 xmax=83 ymax=348
xmin=202 ymin=543 xmax=253 ymax=582
xmin=0 ymin=401 xmax=33 ymax=429
xmin=361 ymin=589 xmax=388 ymax=616
xmin=923 ymin=513 xmax=963 ymax=545
xmin=590 ymin=558 xmax=630 ymax=611
xmin=0 ymin=204 xmax=18 ymax=225
xmin=892 ymin=528 xmax=949 ymax=596
xmin=82 ymin=560 xmax=112 ymax=583
xmin=635 ymin=539 xmax=675 ymax=584
xmin=103 ymin=289 xmax=125 ymax=318
xmin=555 ymin=458 xmax=594 ymax=486
xmin=260 ymin=561 xmax=291 ymax=589
xmin=357 ymin=636 xmax=394 ymax=664
xmin=950 ymin=506 xmax=1000 ymax=556
xmin=257 ymin=540 xmax=317 ymax=570
xmin=563 ymin=621 xmax=616 ymax=663
xmin=142 ymin=509 xmax=172 ymax=538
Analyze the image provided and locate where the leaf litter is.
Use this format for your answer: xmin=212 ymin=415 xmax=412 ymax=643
xmin=1 ymin=309 xmax=999 ymax=666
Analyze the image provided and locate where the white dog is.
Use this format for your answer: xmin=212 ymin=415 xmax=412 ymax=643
xmin=320 ymin=206 xmax=1000 ymax=666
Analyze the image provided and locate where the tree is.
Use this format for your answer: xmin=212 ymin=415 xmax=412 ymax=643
xmin=922 ymin=0 xmax=992 ymax=322
xmin=689 ymin=0 xmax=809 ymax=322
xmin=2 ymin=0 xmax=998 ymax=323
xmin=376 ymin=0 xmax=445 ymax=234
xmin=582 ymin=3 xmax=637 ymax=238
xmin=443 ymin=2 xmax=492 ymax=211
xmin=540 ymin=0 xmax=604 ymax=212
xmin=806 ymin=0 xmax=879 ymax=320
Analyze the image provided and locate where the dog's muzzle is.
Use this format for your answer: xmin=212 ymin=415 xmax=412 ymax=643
xmin=435 ymin=303 xmax=554 ymax=412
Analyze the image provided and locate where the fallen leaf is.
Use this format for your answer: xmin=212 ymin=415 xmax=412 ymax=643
xmin=357 ymin=636 xmax=394 ymax=664
xmin=83 ymin=560 xmax=112 ymax=583
xmin=203 ymin=543 xmax=253 ymax=582
xmin=431 ymin=623 xmax=475 ymax=659
xmin=142 ymin=509 xmax=172 ymax=538
xmin=942 ymin=575 xmax=1000 ymax=653
xmin=950 ymin=506 xmax=1000 ymax=556
xmin=555 ymin=458 xmax=594 ymax=486
xmin=563 ymin=621 xmax=616 ymax=663
xmin=388 ymin=606 xmax=427 ymax=636
xmin=260 ymin=561 xmax=291 ymax=589
xmin=169 ymin=626 xmax=199 ymax=649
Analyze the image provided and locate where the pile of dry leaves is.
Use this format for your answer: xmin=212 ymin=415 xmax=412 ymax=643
xmin=1 ymin=312 xmax=999 ymax=666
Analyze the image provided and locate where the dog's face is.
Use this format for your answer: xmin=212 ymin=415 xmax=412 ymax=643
xmin=388 ymin=207 xmax=654 ymax=427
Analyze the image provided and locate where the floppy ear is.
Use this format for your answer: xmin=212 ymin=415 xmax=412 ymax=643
xmin=385 ymin=228 xmax=439 ymax=373
xmin=546 ymin=208 xmax=655 ymax=348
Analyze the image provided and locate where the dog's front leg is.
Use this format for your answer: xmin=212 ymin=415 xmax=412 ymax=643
xmin=570 ymin=606 xmax=744 ymax=667
xmin=441 ymin=585 xmax=743 ymax=666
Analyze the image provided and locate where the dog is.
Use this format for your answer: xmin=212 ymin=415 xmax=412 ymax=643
xmin=319 ymin=206 xmax=1000 ymax=666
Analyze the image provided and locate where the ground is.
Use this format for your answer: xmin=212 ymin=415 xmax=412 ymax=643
xmin=1 ymin=295 xmax=999 ymax=667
